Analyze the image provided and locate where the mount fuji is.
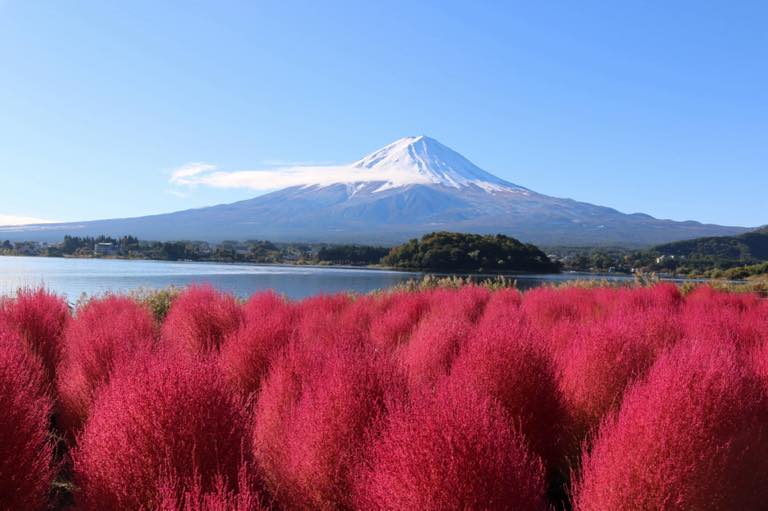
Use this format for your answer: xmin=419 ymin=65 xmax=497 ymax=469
xmin=1 ymin=136 xmax=749 ymax=246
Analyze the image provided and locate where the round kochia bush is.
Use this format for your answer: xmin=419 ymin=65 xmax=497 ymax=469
xmin=555 ymin=313 xmax=665 ymax=442
xmin=219 ymin=291 xmax=295 ymax=398
xmin=0 ymin=325 xmax=55 ymax=511
xmin=398 ymin=285 xmax=490 ymax=391
xmin=71 ymin=352 xmax=253 ymax=510
xmin=368 ymin=291 xmax=431 ymax=349
xmin=253 ymin=339 xmax=404 ymax=510
xmin=354 ymin=383 xmax=547 ymax=511
xmin=448 ymin=315 xmax=567 ymax=472
xmin=161 ymin=285 xmax=243 ymax=354
xmin=57 ymin=295 xmax=156 ymax=434
xmin=574 ymin=340 xmax=768 ymax=511
xmin=0 ymin=287 xmax=69 ymax=386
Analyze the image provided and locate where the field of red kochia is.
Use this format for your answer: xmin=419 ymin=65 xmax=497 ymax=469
xmin=1 ymin=284 xmax=768 ymax=510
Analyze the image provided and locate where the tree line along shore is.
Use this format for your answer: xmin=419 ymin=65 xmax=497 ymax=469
xmin=2 ymin=227 xmax=768 ymax=279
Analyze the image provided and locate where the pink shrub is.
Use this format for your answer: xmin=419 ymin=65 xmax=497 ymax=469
xmin=368 ymin=291 xmax=432 ymax=349
xmin=555 ymin=314 xmax=660 ymax=440
xmin=448 ymin=317 xmax=567 ymax=471
xmin=253 ymin=341 xmax=405 ymax=509
xmin=0 ymin=287 xmax=69 ymax=385
xmin=219 ymin=291 xmax=295 ymax=397
xmin=155 ymin=462 xmax=264 ymax=511
xmin=574 ymin=340 xmax=768 ymax=510
xmin=476 ymin=287 xmax=522 ymax=325
xmin=292 ymin=293 xmax=362 ymax=348
xmin=399 ymin=287 xmax=489 ymax=390
xmin=57 ymin=295 xmax=156 ymax=434
xmin=72 ymin=352 xmax=253 ymax=510
xmin=521 ymin=287 xmax=600 ymax=355
xmin=399 ymin=312 xmax=473 ymax=391
xmin=353 ymin=384 xmax=547 ymax=511
xmin=592 ymin=283 xmax=681 ymax=316
xmin=161 ymin=286 xmax=243 ymax=354
xmin=682 ymin=286 xmax=768 ymax=350
xmin=0 ymin=325 xmax=55 ymax=511
xmin=426 ymin=285 xmax=490 ymax=323
xmin=522 ymin=287 xmax=599 ymax=329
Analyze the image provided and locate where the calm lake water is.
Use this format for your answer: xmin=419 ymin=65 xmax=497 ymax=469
xmin=0 ymin=255 xmax=640 ymax=302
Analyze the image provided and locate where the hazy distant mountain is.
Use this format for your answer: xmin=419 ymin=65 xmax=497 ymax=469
xmin=0 ymin=136 xmax=750 ymax=246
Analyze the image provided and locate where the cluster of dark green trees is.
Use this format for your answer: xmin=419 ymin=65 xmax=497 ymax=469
xmin=316 ymin=245 xmax=390 ymax=266
xmin=383 ymin=232 xmax=559 ymax=272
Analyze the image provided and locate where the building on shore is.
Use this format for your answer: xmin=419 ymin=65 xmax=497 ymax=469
xmin=94 ymin=242 xmax=118 ymax=256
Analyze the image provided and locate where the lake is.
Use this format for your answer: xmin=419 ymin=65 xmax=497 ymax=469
xmin=0 ymin=255 xmax=641 ymax=302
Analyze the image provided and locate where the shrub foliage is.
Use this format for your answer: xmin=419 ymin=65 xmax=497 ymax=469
xmin=0 ymin=284 xmax=767 ymax=510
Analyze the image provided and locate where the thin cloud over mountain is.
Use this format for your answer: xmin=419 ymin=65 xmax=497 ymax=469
xmin=0 ymin=215 xmax=56 ymax=227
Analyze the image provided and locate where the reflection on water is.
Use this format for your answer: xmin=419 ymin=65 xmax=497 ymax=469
xmin=0 ymin=255 xmax=642 ymax=301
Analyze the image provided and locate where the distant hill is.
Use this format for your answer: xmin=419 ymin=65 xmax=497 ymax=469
xmin=382 ymin=231 xmax=558 ymax=273
xmin=0 ymin=136 xmax=750 ymax=246
xmin=654 ymin=226 xmax=768 ymax=265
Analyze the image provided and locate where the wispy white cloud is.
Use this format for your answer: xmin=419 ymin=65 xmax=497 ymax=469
xmin=169 ymin=162 xmax=217 ymax=184
xmin=168 ymin=161 xmax=430 ymax=193
xmin=0 ymin=214 xmax=57 ymax=226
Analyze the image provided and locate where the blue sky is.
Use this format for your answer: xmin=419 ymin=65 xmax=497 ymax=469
xmin=0 ymin=1 xmax=765 ymax=227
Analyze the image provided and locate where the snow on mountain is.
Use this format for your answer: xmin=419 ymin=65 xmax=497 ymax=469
xmin=349 ymin=136 xmax=527 ymax=193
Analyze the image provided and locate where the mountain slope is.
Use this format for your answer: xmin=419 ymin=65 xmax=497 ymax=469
xmin=0 ymin=136 xmax=750 ymax=246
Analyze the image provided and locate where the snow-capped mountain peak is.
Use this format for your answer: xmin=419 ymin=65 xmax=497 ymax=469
xmin=2 ymin=135 xmax=748 ymax=245
xmin=350 ymin=135 xmax=525 ymax=192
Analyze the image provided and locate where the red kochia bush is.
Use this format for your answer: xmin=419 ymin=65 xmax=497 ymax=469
xmin=683 ymin=286 xmax=768 ymax=350
xmin=448 ymin=316 xmax=567 ymax=472
xmin=354 ymin=384 xmax=547 ymax=511
xmin=292 ymin=293 xmax=371 ymax=350
xmin=555 ymin=314 xmax=660 ymax=440
xmin=399 ymin=287 xmax=489 ymax=390
xmin=476 ymin=287 xmax=522 ymax=324
xmin=161 ymin=286 xmax=243 ymax=354
xmin=428 ymin=285 xmax=490 ymax=323
xmin=219 ymin=291 xmax=295 ymax=397
xmin=253 ymin=340 xmax=404 ymax=510
xmin=155 ymin=463 xmax=264 ymax=511
xmin=0 ymin=287 xmax=68 ymax=385
xmin=574 ymin=340 xmax=768 ymax=511
xmin=368 ymin=291 xmax=431 ymax=349
xmin=0 ymin=325 xmax=55 ymax=511
xmin=400 ymin=313 xmax=473 ymax=391
xmin=57 ymin=295 xmax=156 ymax=434
xmin=72 ymin=352 xmax=252 ymax=510
xmin=521 ymin=287 xmax=599 ymax=329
